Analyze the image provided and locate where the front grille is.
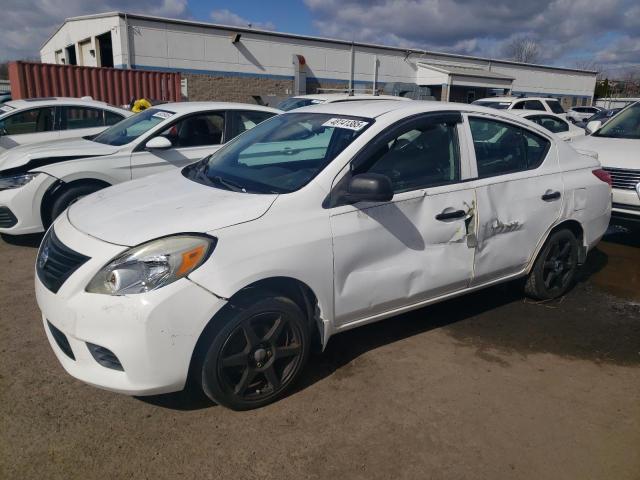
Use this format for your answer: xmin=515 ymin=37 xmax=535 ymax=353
xmin=604 ymin=167 xmax=640 ymax=191
xmin=613 ymin=202 xmax=640 ymax=212
xmin=36 ymin=229 xmax=90 ymax=293
xmin=0 ymin=206 xmax=17 ymax=228
xmin=87 ymin=343 xmax=124 ymax=371
xmin=47 ymin=320 xmax=75 ymax=360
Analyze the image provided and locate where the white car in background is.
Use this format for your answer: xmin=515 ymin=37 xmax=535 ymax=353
xmin=276 ymin=93 xmax=411 ymax=111
xmin=35 ymin=101 xmax=611 ymax=410
xmin=473 ymin=96 xmax=566 ymax=116
xmin=572 ymin=101 xmax=640 ymax=224
xmin=0 ymin=97 xmax=130 ymax=152
xmin=566 ymin=106 xmax=602 ymax=123
xmin=511 ymin=110 xmax=585 ymax=141
xmin=0 ymin=102 xmax=279 ymax=235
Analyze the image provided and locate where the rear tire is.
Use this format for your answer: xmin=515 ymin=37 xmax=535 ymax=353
xmin=47 ymin=183 xmax=106 ymax=227
xmin=525 ymin=229 xmax=579 ymax=300
xmin=198 ymin=294 xmax=310 ymax=410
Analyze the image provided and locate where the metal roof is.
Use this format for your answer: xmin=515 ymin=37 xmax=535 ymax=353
xmin=43 ymin=11 xmax=598 ymax=76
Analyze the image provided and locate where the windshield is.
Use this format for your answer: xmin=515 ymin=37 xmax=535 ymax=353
xmin=547 ymin=101 xmax=565 ymax=114
xmin=473 ymin=101 xmax=511 ymax=110
xmin=593 ymin=102 xmax=640 ymax=140
xmin=92 ymin=108 xmax=174 ymax=146
xmin=183 ymin=112 xmax=372 ymax=194
xmin=276 ymin=98 xmax=323 ymax=111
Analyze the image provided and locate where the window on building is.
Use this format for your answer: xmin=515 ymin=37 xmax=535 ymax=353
xmin=469 ymin=117 xmax=550 ymax=177
xmin=364 ymin=121 xmax=460 ymax=192
xmin=65 ymin=45 xmax=77 ymax=66
xmin=0 ymin=107 xmax=55 ymax=135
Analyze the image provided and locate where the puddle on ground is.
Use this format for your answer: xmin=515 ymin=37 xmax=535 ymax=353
xmin=590 ymin=240 xmax=640 ymax=303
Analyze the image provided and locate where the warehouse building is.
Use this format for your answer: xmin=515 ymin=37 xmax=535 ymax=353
xmin=41 ymin=12 xmax=597 ymax=108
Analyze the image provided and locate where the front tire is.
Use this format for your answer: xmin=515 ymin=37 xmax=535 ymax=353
xmin=47 ymin=183 xmax=107 ymax=227
xmin=199 ymin=294 xmax=310 ymax=410
xmin=525 ymin=228 xmax=579 ymax=300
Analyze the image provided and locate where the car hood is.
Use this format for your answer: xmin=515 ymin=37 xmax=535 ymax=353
xmin=0 ymin=137 xmax=120 ymax=173
xmin=68 ymin=170 xmax=278 ymax=246
xmin=571 ymin=136 xmax=640 ymax=170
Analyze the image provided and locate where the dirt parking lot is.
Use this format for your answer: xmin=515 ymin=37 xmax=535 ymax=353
xmin=1 ymin=228 xmax=639 ymax=480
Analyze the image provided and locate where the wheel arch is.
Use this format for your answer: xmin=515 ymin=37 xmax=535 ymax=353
xmin=40 ymin=177 xmax=112 ymax=227
xmin=526 ymin=219 xmax=586 ymax=274
xmin=187 ymin=276 xmax=326 ymax=387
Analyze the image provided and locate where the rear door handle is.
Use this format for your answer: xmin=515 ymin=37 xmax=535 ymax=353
xmin=541 ymin=190 xmax=561 ymax=201
xmin=435 ymin=209 xmax=466 ymax=221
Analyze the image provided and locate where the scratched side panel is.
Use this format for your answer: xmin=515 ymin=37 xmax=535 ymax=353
xmin=331 ymin=189 xmax=475 ymax=326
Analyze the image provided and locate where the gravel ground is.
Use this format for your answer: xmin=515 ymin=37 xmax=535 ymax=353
xmin=1 ymin=229 xmax=639 ymax=480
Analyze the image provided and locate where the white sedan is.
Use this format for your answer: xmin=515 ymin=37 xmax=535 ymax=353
xmin=572 ymin=101 xmax=640 ymax=224
xmin=511 ymin=110 xmax=585 ymax=141
xmin=36 ymin=101 xmax=611 ymax=410
xmin=0 ymin=102 xmax=279 ymax=235
xmin=0 ymin=97 xmax=130 ymax=152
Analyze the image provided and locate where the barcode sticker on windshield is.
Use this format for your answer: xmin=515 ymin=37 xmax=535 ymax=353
xmin=152 ymin=111 xmax=173 ymax=120
xmin=0 ymin=105 xmax=14 ymax=113
xmin=322 ymin=118 xmax=369 ymax=131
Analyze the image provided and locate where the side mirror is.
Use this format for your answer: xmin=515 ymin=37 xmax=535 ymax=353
xmin=585 ymin=120 xmax=602 ymax=135
xmin=145 ymin=136 xmax=172 ymax=150
xmin=345 ymin=173 xmax=393 ymax=203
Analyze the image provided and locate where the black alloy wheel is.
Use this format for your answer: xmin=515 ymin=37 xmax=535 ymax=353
xmin=199 ymin=295 xmax=310 ymax=410
xmin=525 ymin=228 xmax=579 ymax=300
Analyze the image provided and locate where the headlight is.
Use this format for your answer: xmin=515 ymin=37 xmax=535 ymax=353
xmin=0 ymin=173 xmax=38 ymax=191
xmin=86 ymin=235 xmax=216 ymax=295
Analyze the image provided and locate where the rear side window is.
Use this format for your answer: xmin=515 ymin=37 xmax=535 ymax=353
xmin=511 ymin=101 xmax=525 ymax=110
xmin=524 ymin=100 xmax=545 ymax=111
xmin=529 ymin=115 xmax=569 ymax=133
xmin=62 ymin=107 xmax=104 ymax=130
xmin=469 ymin=117 xmax=550 ymax=178
xmin=364 ymin=121 xmax=460 ymax=192
xmin=231 ymin=110 xmax=276 ymax=138
xmin=547 ymin=101 xmax=565 ymax=114
xmin=105 ymin=110 xmax=125 ymax=126
xmin=0 ymin=107 xmax=55 ymax=134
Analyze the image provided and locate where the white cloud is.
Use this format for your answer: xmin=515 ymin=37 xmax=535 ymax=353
xmin=210 ymin=9 xmax=275 ymax=30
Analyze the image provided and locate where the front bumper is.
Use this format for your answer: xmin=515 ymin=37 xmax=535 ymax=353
xmin=35 ymin=215 xmax=227 ymax=395
xmin=0 ymin=173 xmax=57 ymax=235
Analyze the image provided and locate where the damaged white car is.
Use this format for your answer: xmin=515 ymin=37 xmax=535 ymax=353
xmin=36 ymin=101 xmax=611 ymax=410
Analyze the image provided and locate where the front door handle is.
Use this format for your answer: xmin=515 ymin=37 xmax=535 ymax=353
xmin=435 ymin=209 xmax=466 ymax=221
xmin=541 ymin=190 xmax=561 ymax=201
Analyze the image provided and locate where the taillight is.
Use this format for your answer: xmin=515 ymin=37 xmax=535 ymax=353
xmin=592 ymin=169 xmax=612 ymax=187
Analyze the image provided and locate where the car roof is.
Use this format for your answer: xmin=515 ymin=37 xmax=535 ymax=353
xmin=290 ymin=93 xmax=410 ymax=102
xmin=291 ymin=99 xmax=518 ymax=119
xmin=3 ymin=97 xmax=118 ymax=109
xmin=475 ymin=96 xmax=560 ymax=103
xmin=510 ymin=110 xmax=566 ymax=119
xmin=150 ymin=102 xmax=282 ymax=114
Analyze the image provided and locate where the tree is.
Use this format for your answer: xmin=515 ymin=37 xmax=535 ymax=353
xmin=502 ymin=37 xmax=540 ymax=64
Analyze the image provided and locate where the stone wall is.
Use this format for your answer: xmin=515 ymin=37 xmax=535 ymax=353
xmin=184 ymin=73 xmax=294 ymax=104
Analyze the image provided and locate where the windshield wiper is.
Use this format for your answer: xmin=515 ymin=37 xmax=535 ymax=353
xmin=211 ymin=175 xmax=246 ymax=193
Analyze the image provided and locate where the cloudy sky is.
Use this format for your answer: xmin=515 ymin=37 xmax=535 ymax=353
xmin=1 ymin=0 xmax=638 ymax=75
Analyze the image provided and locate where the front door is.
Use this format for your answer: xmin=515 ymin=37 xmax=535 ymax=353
xmin=330 ymin=113 xmax=476 ymax=326
xmin=0 ymin=106 xmax=58 ymax=149
xmin=466 ymin=115 xmax=563 ymax=284
xmin=130 ymin=111 xmax=227 ymax=179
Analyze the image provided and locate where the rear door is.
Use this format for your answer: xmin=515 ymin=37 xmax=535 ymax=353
xmin=0 ymin=106 xmax=59 ymax=149
xmin=130 ymin=110 xmax=227 ymax=179
xmin=465 ymin=114 xmax=563 ymax=284
xmin=330 ymin=112 xmax=476 ymax=326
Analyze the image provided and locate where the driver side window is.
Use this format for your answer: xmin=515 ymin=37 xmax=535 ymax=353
xmin=363 ymin=121 xmax=460 ymax=193
xmin=0 ymin=107 xmax=55 ymax=135
xmin=159 ymin=112 xmax=225 ymax=148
